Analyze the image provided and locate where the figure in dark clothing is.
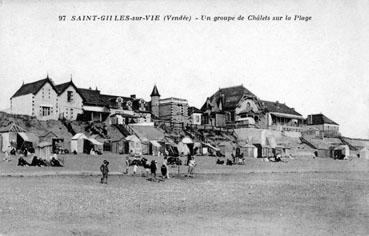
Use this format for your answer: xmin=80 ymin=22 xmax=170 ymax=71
xmin=100 ymin=160 xmax=109 ymax=184
xmin=50 ymin=157 xmax=63 ymax=167
xmin=161 ymin=164 xmax=167 ymax=178
xmin=18 ymin=156 xmax=30 ymax=166
xmin=150 ymin=160 xmax=157 ymax=178
xmin=30 ymin=156 xmax=41 ymax=167
xmin=23 ymin=148 xmax=28 ymax=157
xmin=186 ymin=153 xmax=192 ymax=166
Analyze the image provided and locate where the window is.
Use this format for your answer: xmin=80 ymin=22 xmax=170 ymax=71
xmin=41 ymin=106 xmax=51 ymax=116
xmin=67 ymin=91 xmax=73 ymax=102
xmin=195 ymin=115 xmax=200 ymax=123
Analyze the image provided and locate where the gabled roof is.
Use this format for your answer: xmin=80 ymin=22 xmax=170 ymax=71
xmin=0 ymin=123 xmax=26 ymax=133
xmin=261 ymin=100 xmax=302 ymax=117
xmin=55 ymin=80 xmax=80 ymax=95
xmin=201 ymin=85 xmax=256 ymax=111
xmin=188 ymin=106 xmax=203 ymax=115
xmin=78 ymin=88 xmax=106 ymax=106
xmin=308 ymin=114 xmax=338 ymax=125
xmin=11 ymin=77 xmax=57 ymax=98
xmin=150 ymin=85 xmax=160 ymax=97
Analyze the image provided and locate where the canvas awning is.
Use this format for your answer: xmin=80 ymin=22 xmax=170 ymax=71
xmin=150 ymin=140 xmax=161 ymax=147
xmin=83 ymin=105 xmax=108 ymax=112
xmin=72 ymin=133 xmax=87 ymax=140
xmin=125 ymin=135 xmax=140 ymax=142
xmin=182 ymin=137 xmax=193 ymax=144
xmin=269 ymin=112 xmax=304 ymax=120
xmin=18 ymin=132 xmax=30 ymax=142
xmin=88 ymin=138 xmax=103 ymax=146
xmin=38 ymin=141 xmax=52 ymax=148
xmin=202 ymin=142 xmax=220 ymax=151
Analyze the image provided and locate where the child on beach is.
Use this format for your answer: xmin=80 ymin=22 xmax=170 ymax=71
xmin=150 ymin=160 xmax=157 ymax=178
xmin=100 ymin=160 xmax=109 ymax=184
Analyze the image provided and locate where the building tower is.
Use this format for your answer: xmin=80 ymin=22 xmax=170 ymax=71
xmin=150 ymin=85 xmax=160 ymax=118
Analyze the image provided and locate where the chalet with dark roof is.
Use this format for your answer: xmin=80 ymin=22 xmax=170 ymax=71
xmin=10 ymin=76 xmax=59 ymax=120
xmin=201 ymin=85 xmax=305 ymax=130
xmin=10 ymin=76 xmax=151 ymax=122
xmin=307 ymin=114 xmax=340 ymax=137
xmin=55 ymin=80 xmax=84 ymax=120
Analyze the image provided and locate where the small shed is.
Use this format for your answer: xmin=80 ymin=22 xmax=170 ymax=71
xmin=39 ymin=131 xmax=65 ymax=153
xmin=70 ymin=133 xmax=88 ymax=154
xmin=37 ymin=141 xmax=52 ymax=160
xmin=111 ymin=138 xmax=126 ymax=154
xmin=238 ymin=142 xmax=258 ymax=158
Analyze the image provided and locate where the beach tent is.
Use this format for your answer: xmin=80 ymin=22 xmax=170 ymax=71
xmin=70 ymin=133 xmax=88 ymax=154
xmin=150 ymin=140 xmax=162 ymax=156
xmin=16 ymin=132 xmax=38 ymax=151
xmin=218 ymin=142 xmax=235 ymax=158
xmin=181 ymin=136 xmax=194 ymax=154
xmin=177 ymin=141 xmax=190 ymax=156
xmin=332 ymin=145 xmax=350 ymax=159
xmin=193 ymin=142 xmax=202 ymax=155
xmin=202 ymin=142 xmax=220 ymax=156
xmin=37 ymin=141 xmax=52 ymax=160
xmin=125 ymin=135 xmax=142 ymax=155
xmin=88 ymin=136 xmax=103 ymax=153
xmin=0 ymin=123 xmax=27 ymax=152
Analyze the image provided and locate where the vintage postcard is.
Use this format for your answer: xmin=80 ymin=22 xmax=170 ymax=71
xmin=0 ymin=0 xmax=368 ymax=235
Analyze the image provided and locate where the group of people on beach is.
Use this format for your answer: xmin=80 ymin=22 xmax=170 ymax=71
xmin=100 ymin=152 xmax=197 ymax=184
xmin=3 ymin=145 xmax=64 ymax=167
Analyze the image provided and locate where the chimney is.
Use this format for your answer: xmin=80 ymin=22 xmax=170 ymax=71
xmin=130 ymin=94 xmax=136 ymax=99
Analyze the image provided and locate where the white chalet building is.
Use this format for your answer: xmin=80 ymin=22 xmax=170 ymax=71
xmin=10 ymin=76 xmax=83 ymax=121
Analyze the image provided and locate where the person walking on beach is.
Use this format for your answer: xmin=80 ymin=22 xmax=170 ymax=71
xmin=100 ymin=160 xmax=109 ymax=184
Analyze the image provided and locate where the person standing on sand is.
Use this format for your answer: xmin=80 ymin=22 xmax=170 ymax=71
xmin=100 ymin=160 xmax=109 ymax=184
xmin=124 ymin=156 xmax=130 ymax=174
xmin=150 ymin=160 xmax=157 ymax=178
xmin=162 ymin=156 xmax=169 ymax=179
xmin=187 ymin=156 xmax=196 ymax=177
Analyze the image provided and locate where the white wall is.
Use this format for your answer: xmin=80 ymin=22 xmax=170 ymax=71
xmin=58 ymin=85 xmax=83 ymax=120
xmin=10 ymin=93 xmax=33 ymax=116
xmin=191 ymin=113 xmax=202 ymax=125
xmin=33 ymin=82 xmax=58 ymax=120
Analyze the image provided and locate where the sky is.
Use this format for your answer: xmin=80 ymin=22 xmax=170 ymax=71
xmin=0 ymin=0 xmax=368 ymax=138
